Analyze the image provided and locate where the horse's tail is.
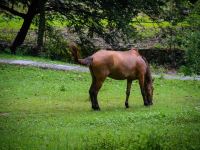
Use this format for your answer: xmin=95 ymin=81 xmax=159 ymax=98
xmin=69 ymin=43 xmax=93 ymax=66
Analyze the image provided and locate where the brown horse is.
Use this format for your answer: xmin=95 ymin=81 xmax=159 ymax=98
xmin=71 ymin=45 xmax=154 ymax=110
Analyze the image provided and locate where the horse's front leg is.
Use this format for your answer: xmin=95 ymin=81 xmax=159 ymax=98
xmin=139 ymin=76 xmax=148 ymax=106
xmin=125 ymin=79 xmax=132 ymax=108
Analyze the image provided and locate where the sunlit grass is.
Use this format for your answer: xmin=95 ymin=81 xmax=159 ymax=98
xmin=0 ymin=63 xmax=200 ymax=149
xmin=0 ymin=15 xmax=36 ymax=30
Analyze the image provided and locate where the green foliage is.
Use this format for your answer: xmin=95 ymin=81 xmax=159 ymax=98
xmin=0 ymin=63 xmax=200 ymax=149
xmin=0 ymin=14 xmax=23 ymax=30
xmin=179 ymin=0 xmax=200 ymax=75
xmin=150 ymin=64 xmax=166 ymax=74
xmin=0 ymin=15 xmax=21 ymax=42
xmin=43 ymin=27 xmax=71 ymax=62
xmin=0 ymin=0 xmax=167 ymax=52
xmin=178 ymin=65 xmax=193 ymax=75
xmin=1 ymin=0 xmax=200 ymax=65
xmin=0 ymin=14 xmax=36 ymax=44
xmin=131 ymin=13 xmax=167 ymax=39
xmin=183 ymin=31 xmax=200 ymax=75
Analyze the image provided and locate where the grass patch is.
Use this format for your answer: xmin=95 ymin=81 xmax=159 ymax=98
xmin=0 ymin=14 xmax=37 ymax=43
xmin=0 ymin=15 xmax=23 ymax=30
xmin=0 ymin=14 xmax=36 ymax=30
xmin=0 ymin=64 xmax=200 ymax=150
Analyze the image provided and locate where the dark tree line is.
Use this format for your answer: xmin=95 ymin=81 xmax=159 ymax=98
xmin=0 ymin=0 xmax=46 ymax=53
xmin=0 ymin=0 xmax=198 ymax=54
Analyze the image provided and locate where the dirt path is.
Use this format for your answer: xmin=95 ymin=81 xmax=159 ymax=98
xmin=0 ymin=59 xmax=88 ymax=72
xmin=0 ymin=59 xmax=200 ymax=80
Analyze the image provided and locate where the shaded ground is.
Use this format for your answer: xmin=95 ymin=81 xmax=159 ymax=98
xmin=0 ymin=58 xmax=200 ymax=80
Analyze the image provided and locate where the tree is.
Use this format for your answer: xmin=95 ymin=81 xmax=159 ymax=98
xmin=0 ymin=0 xmax=166 ymax=54
xmin=37 ymin=0 xmax=47 ymax=52
xmin=0 ymin=0 xmax=41 ymax=54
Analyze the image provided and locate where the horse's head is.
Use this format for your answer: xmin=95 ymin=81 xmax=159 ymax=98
xmin=147 ymin=78 xmax=154 ymax=105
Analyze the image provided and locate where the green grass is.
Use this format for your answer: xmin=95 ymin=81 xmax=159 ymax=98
xmin=0 ymin=14 xmax=36 ymax=30
xmin=0 ymin=63 xmax=200 ymax=150
xmin=0 ymin=15 xmax=23 ymax=30
xmin=0 ymin=14 xmax=37 ymax=43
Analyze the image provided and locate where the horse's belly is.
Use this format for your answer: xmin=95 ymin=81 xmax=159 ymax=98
xmin=108 ymin=73 xmax=127 ymax=80
xmin=108 ymin=71 xmax=136 ymax=80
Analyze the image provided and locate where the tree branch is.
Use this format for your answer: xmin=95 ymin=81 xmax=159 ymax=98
xmin=0 ymin=4 xmax=26 ymax=18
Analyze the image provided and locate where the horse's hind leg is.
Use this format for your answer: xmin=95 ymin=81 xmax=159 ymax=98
xmin=89 ymin=78 xmax=105 ymax=111
xmin=89 ymin=81 xmax=101 ymax=110
xmin=89 ymin=80 xmax=96 ymax=109
xmin=125 ymin=79 xmax=132 ymax=108
xmin=139 ymin=76 xmax=148 ymax=106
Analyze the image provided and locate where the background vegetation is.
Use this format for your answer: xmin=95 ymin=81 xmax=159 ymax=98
xmin=0 ymin=0 xmax=200 ymax=75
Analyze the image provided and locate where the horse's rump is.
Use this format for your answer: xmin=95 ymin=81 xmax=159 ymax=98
xmin=78 ymin=57 xmax=93 ymax=66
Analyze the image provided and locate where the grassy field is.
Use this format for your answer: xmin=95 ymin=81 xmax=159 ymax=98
xmin=0 ymin=63 xmax=200 ymax=150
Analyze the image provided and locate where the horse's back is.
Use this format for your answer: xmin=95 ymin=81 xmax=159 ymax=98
xmin=91 ymin=49 xmax=139 ymax=63
xmin=90 ymin=49 xmax=146 ymax=80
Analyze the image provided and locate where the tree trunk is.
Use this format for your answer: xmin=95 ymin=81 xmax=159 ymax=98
xmin=37 ymin=0 xmax=46 ymax=52
xmin=10 ymin=0 xmax=39 ymax=54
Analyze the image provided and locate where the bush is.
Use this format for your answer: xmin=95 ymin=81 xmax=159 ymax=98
xmin=183 ymin=31 xmax=200 ymax=75
xmin=43 ymin=27 xmax=72 ymax=62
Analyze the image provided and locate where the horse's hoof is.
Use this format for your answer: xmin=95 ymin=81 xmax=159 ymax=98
xmin=92 ymin=107 xmax=100 ymax=111
xmin=125 ymin=103 xmax=129 ymax=108
xmin=147 ymin=100 xmax=153 ymax=105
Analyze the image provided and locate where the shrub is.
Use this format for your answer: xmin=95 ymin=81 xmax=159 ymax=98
xmin=183 ymin=31 xmax=200 ymax=75
xmin=43 ymin=27 xmax=72 ymax=62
